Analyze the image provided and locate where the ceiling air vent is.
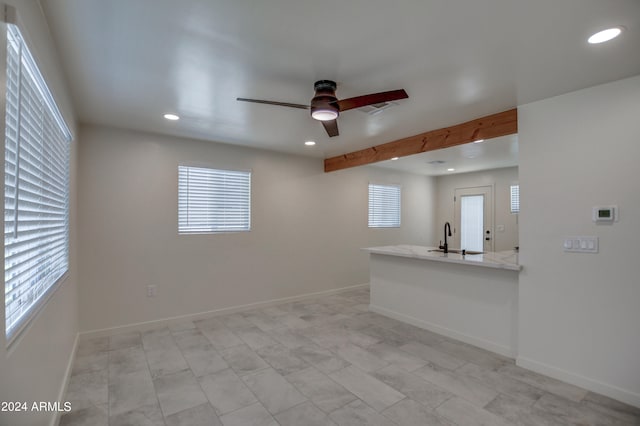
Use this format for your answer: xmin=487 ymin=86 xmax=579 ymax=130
xmin=359 ymin=101 xmax=398 ymax=115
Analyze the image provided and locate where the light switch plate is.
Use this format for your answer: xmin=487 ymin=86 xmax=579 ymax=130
xmin=564 ymin=236 xmax=598 ymax=253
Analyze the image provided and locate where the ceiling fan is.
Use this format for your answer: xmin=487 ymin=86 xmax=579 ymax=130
xmin=237 ymin=80 xmax=408 ymax=137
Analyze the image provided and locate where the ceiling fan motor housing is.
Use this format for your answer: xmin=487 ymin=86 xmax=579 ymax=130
xmin=311 ymin=80 xmax=339 ymax=120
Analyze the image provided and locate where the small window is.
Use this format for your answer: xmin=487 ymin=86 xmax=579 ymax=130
xmin=510 ymin=185 xmax=520 ymax=214
xmin=4 ymin=25 xmax=72 ymax=340
xmin=368 ymin=184 xmax=401 ymax=228
xmin=178 ymin=165 xmax=251 ymax=234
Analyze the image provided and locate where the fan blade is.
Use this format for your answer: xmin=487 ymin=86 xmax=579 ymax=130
xmin=335 ymin=89 xmax=408 ymax=112
xmin=236 ymin=98 xmax=309 ymax=110
xmin=321 ymin=119 xmax=339 ymax=137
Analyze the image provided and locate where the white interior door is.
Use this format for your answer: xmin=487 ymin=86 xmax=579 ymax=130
xmin=454 ymin=186 xmax=494 ymax=252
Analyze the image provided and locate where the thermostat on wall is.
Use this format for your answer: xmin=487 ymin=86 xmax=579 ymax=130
xmin=592 ymin=205 xmax=618 ymax=223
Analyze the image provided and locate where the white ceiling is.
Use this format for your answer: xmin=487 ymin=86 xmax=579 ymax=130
xmin=40 ymin=0 xmax=640 ymax=161
xmin=374 ymin=134 xmax=518 ymax=176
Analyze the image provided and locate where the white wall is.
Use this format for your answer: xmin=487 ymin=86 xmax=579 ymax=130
xmin=518 ymin=75 xmax=640 ymax=407
xmin=0 ymin=1 xmax=79 ymax=426
xmin=370 ymin=254 xmax=519 ymax=357
xmin=77 ymin=124 xmax=435 ymax=332
xmin=434 ymin=167 xmax=519 ymax=252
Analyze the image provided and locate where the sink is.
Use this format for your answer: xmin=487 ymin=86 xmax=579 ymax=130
xmin=429 ymin=248 xmax=484 ymax=255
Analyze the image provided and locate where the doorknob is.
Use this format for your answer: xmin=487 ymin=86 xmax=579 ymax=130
xmin=485 ymin=230 xmax=491 ymax=241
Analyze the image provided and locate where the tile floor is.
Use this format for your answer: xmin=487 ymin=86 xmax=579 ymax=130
xmin=60 ymin=287 xmax=640 ymax=426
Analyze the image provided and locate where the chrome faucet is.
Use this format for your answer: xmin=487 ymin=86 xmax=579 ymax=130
xmin=440 ymin=222 xmax=452 ymax=254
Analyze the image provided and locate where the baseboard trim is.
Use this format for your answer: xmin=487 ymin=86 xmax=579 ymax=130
xmin=50 ymin=332 xmax=79 ymax=426
xmin=369 ymin=303 xmax=516 ymax=358
xmin=516 ymin=356 xmax=640 ymax=409
xmin=80 ymin=283 xmax=369 ymax=338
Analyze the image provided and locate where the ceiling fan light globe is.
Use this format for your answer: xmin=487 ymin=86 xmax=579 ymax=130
xmin=311 ymin=109 xmax=338 ymax=121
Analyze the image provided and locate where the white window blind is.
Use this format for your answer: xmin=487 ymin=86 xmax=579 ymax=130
xmin=368 ymin=184 xmax=401 ymax=228
xmin=510 ymin=184 xmax=520 ymax=214
xmin=178 ymin=166 xmax=251 ymax=234
xmin=4 ymin=24 xmax=72 ymax=339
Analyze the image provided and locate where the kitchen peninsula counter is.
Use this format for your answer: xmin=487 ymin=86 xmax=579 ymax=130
xmin=364 ymin=245 xmax=521 ymax=271
xmin=364 ymin=245 xmax=520 ymax=357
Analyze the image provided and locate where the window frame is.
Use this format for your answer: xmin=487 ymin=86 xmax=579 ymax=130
xmin=3 ymin=22 xmax=73 ymax=344
xmin=368 ymin=183 xmax=402 ymax=228
xmin=178 ymin=164 xmax=252 ymax=235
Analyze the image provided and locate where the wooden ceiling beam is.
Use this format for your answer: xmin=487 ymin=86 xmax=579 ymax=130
xmin=324 ymin=108 xmax=517 ymax=173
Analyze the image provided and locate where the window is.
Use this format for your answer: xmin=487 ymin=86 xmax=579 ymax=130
xmin=178 ymin=165 xmax=251 ymax=234
xmin=4 ymin=25 xmax=72 ymax=340
xmin=368 ymin=184 xmax=401 ymax=228
xmin=510 ymin=184 xmax=520 ymax=214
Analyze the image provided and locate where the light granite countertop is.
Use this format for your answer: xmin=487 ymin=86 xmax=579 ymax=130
xmin=364 ymin=244 xmax=521 ymax=271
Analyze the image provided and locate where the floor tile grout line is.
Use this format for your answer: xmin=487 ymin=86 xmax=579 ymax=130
xmin=281 ymin=365 xmax=359 ymax=417
xmin=107 ymin=345 xmax=112 ymax=423
xmin=177 ymin=324 xmax=273 ymax=422
xmin=169 ymin=324 xmax=226 ymax=424
xmin=141 ymin=330 xmax=175 ymax=424
xmin=378 ymin=396 xmax=410 ymax=423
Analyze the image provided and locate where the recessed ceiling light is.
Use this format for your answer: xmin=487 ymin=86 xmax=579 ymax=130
xmin=588 ymin=27 xmax=623 ymax=44
xmin=447 ymin=168 xmax=455 ymax=172
xmin=304 ymin=140 xmax=316 ymax=146
xmin=163 ymin=113 xmax=180 ymax=121
xmin=473 ymin=139 xmax=484 ymax=144
xmin=391 ymin=157 xmax=399 ymax=161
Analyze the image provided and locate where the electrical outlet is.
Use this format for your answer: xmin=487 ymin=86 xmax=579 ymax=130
xmin=147 ymin=285 xmax=157 ymax=297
